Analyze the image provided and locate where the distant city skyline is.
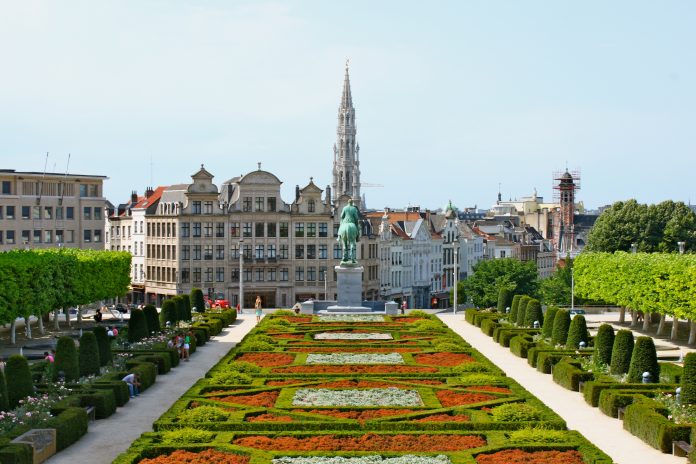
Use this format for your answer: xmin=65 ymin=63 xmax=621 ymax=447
xmin=1 ymin=1 xmax=694 ymax=211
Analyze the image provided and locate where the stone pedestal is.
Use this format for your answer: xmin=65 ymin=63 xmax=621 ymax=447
xmin=327 ymin=265 xmax=370 ymax=313
xmin=11 ymin=429 xmax=56 ymax=464
xmin=300 ymin=300 xmax=314 ymax=315
xmin=385 ymin=301 xmax=399 ymax=315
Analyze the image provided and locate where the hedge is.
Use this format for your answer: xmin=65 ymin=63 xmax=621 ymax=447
xmin=130 ymin=353 xmax=171 ymax=375
xmin=509 ymin=295 xmax=522 ymax=325
xmin=0 ymin=368 xmax=8 ymax=412
xmin=182 ymin=294 xmax=193 ymax=322
xmin=610 ymin=330 xmax=634 ymax=375
xmin=54 ymin=336 xmax=80 ymax=382
xmin=582 ymin=378 xmax=676 ymax=407
xmin=92 ymin=380 xmax=131 ymax=407
xmin=552 ymin=359 xmax=595 ymax=391
xmin=93 ymin=326 xmax=113 ymax=366
xmin=509 ymin=334 xmax=537 ymax=359
xmin=627 ymin=336 xmax=660 ymax=383
xmin=524 ymin=299 xmax=543 ymax=328
xmin=464 ymin=308 xmax=478 ymax=324
xmin=659 ymin=362 xmax=683 ymax=384
xmin=536 ymin=350 xmax=592 ymax=374
xmin=160 ymin=299 xmax=178 ymax=327
xmin=683 ymin=353 xmax=696 ymax=404
xmin=516 ymin=296 xmax=531 ymax=326
xmin=5 ymin=356 xmax=33 ymax=409
xmin=541 ymin=306 xmax=559 ymax=339
xmin=565 ymin=315 xmax=589 ymax=349
xmin=44 ymin=406 xmax=89 ymax=451
xmin=122 ymin=361 xmax=158 ymax=391
xmin=624 ymin=396 xmax=691 ymax=453
xmin=191 ymin=288 xmax=205 ymax=313
xmin=594 ymin=324 xmax=615 ymax=367
xmin=0 ymin=443 xmax=32 ymax=464
xmin=143 ymin=304 xmax=160 ymax=335
xmin=128 ymin=308 xmax=149 ymax=342
xmin=480 ymin=318 xmax=501 ymax=337
xmin=497 ymin=288 xmax=512 ymax=313
xmin=551 ymin=310 xmax=571 ymax=346
xmin=497 ymin=328 xmax=539 ymax=348
xmin=79 ymin=331 xmax=101 ymax=377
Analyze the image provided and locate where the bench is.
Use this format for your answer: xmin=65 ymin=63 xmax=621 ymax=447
xmin=617 ymin=407 xmax=626 ymax=420
xmin=85 ymin=406 xmax=96 ymax=422
xmin=673 ymin=440 xmax=693 ymax=457
xmin=579 ymin=381 xmax=586 ymax=393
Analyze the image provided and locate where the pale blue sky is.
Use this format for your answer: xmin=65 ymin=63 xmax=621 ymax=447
xmin=1 ymin=1 xmax=694 ymax=210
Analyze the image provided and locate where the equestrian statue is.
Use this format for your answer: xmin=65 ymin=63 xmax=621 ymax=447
xmin=337 ymin=198 xmax=360 ymax=265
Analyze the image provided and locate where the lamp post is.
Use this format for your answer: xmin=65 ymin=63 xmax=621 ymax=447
xmin=239 ymin=239 xmax=244 ymax=313
xmin=571 ymin=265 xmax=575 ymax=311
xmin=678 ymin=241 xmax=686 ymax=255
xmin=453 ymin=219 xmax=460 ymax=315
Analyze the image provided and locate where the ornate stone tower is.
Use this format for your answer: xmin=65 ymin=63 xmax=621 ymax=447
xmin=553 ymin=170 xmax=580 ymax=255
xmin=332 ymin=62 xmax=361 ymax=206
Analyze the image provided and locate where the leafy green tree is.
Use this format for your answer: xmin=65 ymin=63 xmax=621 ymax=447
xmin=191 ymin=288 xmax=206 ymax=313
xmin=524 ymin=299 xmax=544 ymax=328
xmin=78 ymin=332 xmax=101 ymax=377
xmin=610 ymin=330 xmax=634 ymax=375
xmin=681 ymin=353 xmax=696 ymax=404
xmin=551 ymin=310 xmax=571 ymax=345
xmin=594 ymin=324 xmax=615 ymax=366
xmin=566 ymin=315 xmax=589 ymax=348
xmin=542 ymin=306 xmax=559 ymax=339
xmin=0 ymin=368 xmax=8 ymax=412
xmin=497 ymin=288 xmax=512 ymax=313
xmin=463 ymin=258 xmax=538 ymax=308
xmin=128 ymin=308 xmax=149 ymax=342
xmin=143 ymin=304 xmax=160 ymax=335
xmin=54 ymin=336 xmax=80 ymax=382
xmin=509 ymin=295 xmax=522 ymax=322
xmin=627 ymin=336 xmax=660 ymax=383
xmin=5 ymin=355 xmax=33 ymax=408
xmin=539 ymin=261 xmax=573 ymax=306
xmin=160 ymin=299 xmax=178 ymax=327
xmin=516 ymin=296 xmax=531 ymax=326
xmin=93 ymin=326 xmax=112 ymax=366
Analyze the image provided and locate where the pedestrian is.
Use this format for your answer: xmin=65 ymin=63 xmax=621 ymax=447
xmin=236 ymin=302 xmax=242 ymax=314
xmin=176 ymin=333 xmax=184 ymax=359
xmin=112 ymin=326 xmax=119 ymax=337
xmin=401 ymin=300 xmax=407 ymax=315
xmin=183 ymin=332 xmax=191 ymax=362
xmin=292 ymin=302 xmax=301 ymax=315
xmin=44 ymin=351 xmax=54 ymax=363
xmin=254 ymin=295 xmax=263 ymax=323
xmin=122 ymin=373 xmax=141 ymax=398
xmin=107 ymin=326 xmax=114 ymax=337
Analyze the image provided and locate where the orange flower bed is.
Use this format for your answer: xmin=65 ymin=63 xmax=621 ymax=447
xmin=293 ymin=409 xmax=417 ymax=421
xmin=414 ymin=352 xmax=475 ymax=366
xmin=282 ymin=316 xmax=313 ymax=323
xmin=236 ymin=353 xmax=295 ymax=367
xmin=293 ymin=347 xmax=421 ymax=353
xmin=400 ymin=335 xmax=432 ymax=340
xmin=475 ymin=449 xmax=585 ymax=464
xmin=246 ymin=413 xmax=293 ymax=422
xmin=140 ymin=450 xmax=250 ymax=464
xmin=436 ymin=390 xmax=497 ymax=407
xmin=272 ymin=365 xmax=438 ymax=374
xmin=217 ymin=391 xmax=279 ymax=408
xmin=272 ymin=333 xmax=305 ymax=339
xmin=415 ymin=414 xmax=470 ymax=422
xmin=394 ymin=317 xmax=425 ymax=323
xmin=265 ymin=379 xmax=306 ymax=386
xmin=233 ymin=433 xmax=486 ymax=451
xmin=466 ymin=386 xmax=512 ymax=394
xmin=312 ymin=380 xmax=410 ymax=389
xmin=289 ymin=341 xmax=419 ymax=345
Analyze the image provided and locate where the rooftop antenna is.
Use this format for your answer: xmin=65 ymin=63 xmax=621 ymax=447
xmin=59 ymin=153 xmax=70 ymax=205
xmin=37 ymin=152 xmax=48 ymax=205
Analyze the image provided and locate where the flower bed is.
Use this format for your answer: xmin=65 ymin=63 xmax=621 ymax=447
xmin=415 ymin=413 xmax=470 ymax=422
xmin=140 ymin=449 xmax=250 ymax=464
xmin=281 ymin=317 xmax=314 ymax=323
xmin=306 ymin=353 xmax=405 ymax=365
xmin=436 ymin=390 xmax=498 ymax=407
xmin=312 ymin=380 xmax=416 ymax=389
xmin=318 ymin=315 xmax=386 ymax=322
xmin=475 ymin=449 xmax=584 ymax=464
xmin=294 ymin=347 xmax=421 ymax=353
xmin=292 ymin=388 xmax=423 ymax=407
xmin=314 ymin=333 xmax=393 ymax=340
xmin=236 ymin=353 xmax=295 ymax=367
xmin=272 ymin=365 xmax=437 ymax=374
xmin=466 ymin=386 xmax=512 ymax=394
xmin=292 ymin=409 xmax=418 ymax=421
xmin=246 ymin=413 xmax=294 ymax=422
xmin=414 ymin=352 xmax=475 ymax=366
xmin=216 ymin=391 xmax=279 ymax=408
xmin=273 ymin=456 xmax=451 ymax=464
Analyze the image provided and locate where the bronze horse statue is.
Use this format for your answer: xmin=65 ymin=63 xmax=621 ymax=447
xmin=337 ymin=199 xmax=360 ymax=264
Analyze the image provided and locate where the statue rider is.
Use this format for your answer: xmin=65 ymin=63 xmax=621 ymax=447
xmin=338 ymin=198 xmax=360 ymax=264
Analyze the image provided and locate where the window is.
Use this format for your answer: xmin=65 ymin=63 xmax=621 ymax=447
xmin=242 ymin=197 xmax=252 ymax=212
xmin=1 ymin=181 xmax=10 ymax=194
xmin=32 ymin=230 xmax=40 ymax=243
xmin=280 ymin=222 xmax=289 ymax=237
xmin=204 ymin=201 xmax=213 ymax=214
xmin=319 ymin=266 xmax=327 ymax=282
xmin=205 ymin=267 xmax=213 ymax=282
xmin=182 ymin=245 xmax=190 ymax=260
xmin=255 ymin=268 xmax=264 ymax=281
xmin=192 ymin=201 xmax=202 ymax=214
xmin=334 ymin=243 xmax=342 ymax=259
xmin=280 ymin=268 xmax=289 ymax=281
xmin=55 ymin=230 xmax=63 ymax=244
xmin=307 ymin=266 xmax=316 ymax=281
xmin=216 ymin=245 xmax=225 ymax=260
xmin=295 ymin=223 xmax=304 ymax=237
xmin=165 ymin=223 xmax=169 ymax=237
xmin=231 ymin=268 xmax=239 ymax=282
xmin=280 ymin=244 xmax=289 ymax=259
xmin=181 ymin=223 xmax=190 ymax=237
xmin=216 ymin=223 xmax=224 ymax=238
xmin=204 ymin=222 xmax=213 ymax=237
xmin=83 ymin=230 xmax=92 ymax=243
xmin=6 ymin=206 xmax=15 ymax=219
xmin=319 ymin=222 xmax=328 ymax=237
xmin=307 ymin=244 xmax=316 ymax=259
xmin=43 ymin=230 xmax=52 ymax=243
xmin=204 ymin=245 xmax=213 ymax=260
xmin=255 ymin=222 xmax=264 ymax=237
xmin=229 ymin=244 xmax=239 ymax=259
xmin=268 ymin=268 xmax=276 ymax=281
xmin=267 ymin=197 xmax=276 ymax=211
xmin=66 ymin=230 xmax=74 ymax=243
xmin=6 ymin=230 xmax=15 ymax=244
xmin=307 ymin=223 xmax=316 ymax=237
xmin=255 ymin=197 xmax=264 ymax=212
xmin=54 ymin=207 xmax=62 ymax=220
xmin=43 ymin=207 xmax=52 ymax=220
xmin=295 ymin=245 xmax=304 ymax=259
xmin=181 ymin=269 xmax=190 ymax=283
xmin=333 ymin=223 xmax=339 ymax=237
xmin=319 ymin=244 xmax=328 ymax=259
xmin=22 ymin=206 xmax=30 ymax=219
xmin=193 ymin=245 xmax=202 ymax=260
xmin=94 ymin=230 xmax=102 ymax=242
xmin=255 ymin=245 xmax=264 ymax=259
xmin=32 ymin=206 xmax=40 ymax=219
xmin=0 ymin=206 xmax=2 ymax=219
xmin=94 ymin=207 xmax=102 ymax=220
xmin=308 ymin=199 xmax=316 ymax=212
xmin=242 ymin=244 xmax=252 ymax=259
xmin=267 ymin=222 xmax=276 ymax=237
xmin=216 ymin=267 xmax=225 ymax=282
xmin=193 ymin=222 xmax=201 ymax=237
xmin=156 ymin=223 xmax=160 ymax=237
xmin=268 ymin=244 xmax=276 ymax=258
xmin=0 ymin=231 xmax=3 ymax=244
xmin=243 ymin=268 xmax=252 ymax=281
xmin=66 ymin=207 xmax=74 ymax=220
xmin=243 ymin=222 xmax=252 ymax=237
xmin=193 ymin=268 xmax=201 ymax=283
xmin=79 ymin=184 xmax=88 ymax=197
xmin=230 ymin=222 xmax=240 ymax=237
xmin=295 ymin=266 xmax=304 ymax=281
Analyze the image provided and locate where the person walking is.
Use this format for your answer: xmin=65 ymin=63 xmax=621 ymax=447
xmin=254 ymin=296 xmax=263 ymax=323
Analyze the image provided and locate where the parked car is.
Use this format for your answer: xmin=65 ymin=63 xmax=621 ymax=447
xmin=114 ymin=303 xmax=129 ymax=313
xmin=569 ymin=308 xmax=586 ymax=319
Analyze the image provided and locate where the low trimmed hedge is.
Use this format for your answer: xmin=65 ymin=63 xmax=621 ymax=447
xmin=536 ymin=350 xmax=592 ymax=375
xmin=509 ymin=334 xmax=537 ymax=359
xmin=464 ymin=308 xmax=479 ymax=324
xmin=45 ymin=406 xmax=89 ymax=451
xmin=122 ymin=361 xmax=158 ymax=391
xmin=480 ymin=318 xmax=501 ymax=337
xmin=498 ymin=328 xmax=539 ymax=348
xmin=582 ymin=378 xmax=676 ymax=407
xmin=92 ymin=380 xmax=131 ymax=407
xmin=552 ymin=359 xmax=596 ymax=391
xmin=130 ymin=354 xmax=171 ymax=375
xmin=624 ymin=396 xmax=691 ymax=453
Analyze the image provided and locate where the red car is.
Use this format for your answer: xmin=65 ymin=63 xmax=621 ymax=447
xmin=204 ymin=293 xmax=231 ymax=309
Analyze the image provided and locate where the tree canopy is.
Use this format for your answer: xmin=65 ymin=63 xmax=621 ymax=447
xmin=463 ymin=258 xmax=538 ymax=308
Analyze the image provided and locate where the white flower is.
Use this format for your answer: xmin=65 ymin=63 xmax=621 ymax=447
xmin=306 ymin=353 xmax=404 ymax=365
xmin=292 ymin=388 xmax=423 ymax=407
xmin=318 ymin=315 xmax=386 ymax=322
xmin=273 ymin=455 xmax=451 ymax=464
xmin=314 ymin=333 xmax=393 ymax=340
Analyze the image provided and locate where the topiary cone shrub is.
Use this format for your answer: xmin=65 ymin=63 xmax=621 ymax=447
xmin=566 ymin=315 xmax=589 ymax=349
xmin=143 ymin=304 xmax=160 ymax=335
xmin=594 ymin=324 xmax=615 ymax=366
xmin=551 ymin=310 xmax=571 ymax=345
xmin=524 ymin=299 xmax=544 ymax=328
xmin=681 ymin=353 xmax=696 ymax=404
xmin=54 ymin=336 xmax=80 ymax=382
xmin=497 ymin=288 xmax=512 ymax=313
xmin=610 ymin=329 xmax=634 ymax=375
xmin=182 ymin=294 xmax=192 ymax=321
xmin=79 ymin=331 xmax=101 ymax=377
xmin=93 ymin=326 xmax=112 ymax=366
xmin=627 ymin=336 xmax=660 ymax=383
xmin=509 ymin=295 xmax=522 ymax=323
xmin=516 ymin=296 xmax=531 ymax=327
xmin=542 ymin=306 xmax=559 ymax=339
xmin=191 ymin=288 xmax=205 ymax=313
xmin=160 ymin=299 xmax=178 ymax=327
xmin=6 ymin=355 xmax=33 ymax=408
xmin=128 ymin=308 xmax=149 ymax=342
xmin=0 ymin=368 xmax=8 ymax=412
xmin=175 ymin=296 xmax=188 ymax=323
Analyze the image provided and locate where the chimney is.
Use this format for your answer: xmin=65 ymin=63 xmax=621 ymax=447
xmin=131 ymin=190 xmax=138 ymax=204
xmin=146 ymin=186 xmax=154 ymax=198
xmin=295 ymin=185 xmax=300 ymax=202
xmin=325 ymin=185 xmax=331 ymax=204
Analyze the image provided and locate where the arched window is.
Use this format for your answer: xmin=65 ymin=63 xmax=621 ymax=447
xmin=308 ymin=199 xmax=316 ymax=213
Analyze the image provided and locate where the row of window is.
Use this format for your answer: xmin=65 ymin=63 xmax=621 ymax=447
xmin=147 ymin=222 xmax=178 ymax=238
xmin=240 ymin=197 xmax=277 ymax=213
xmin=0 ymin=205 xmax=101 ymax=221
xmin=179 ymin=244 xmax=343 ymax=261
xmin=176 ymin=266 xmax=330 ymax=284
xmin=179 ymin=222 xmax=332 ymax=239
xmin=0 ymin=229 xmax=100 ymax=245
xmin=0 ymin=181 xmax=99 ymax=197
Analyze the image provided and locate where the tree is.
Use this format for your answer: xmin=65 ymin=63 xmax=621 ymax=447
xmin=610 ymin=330 xmax=634 ymax=375
xmin=627 ymin=336 xmax=660 ymax=383
xmin=681 ymin=353 xmax=696 ymax=404
xmin=542 ymin=306 xmax=559 ymax=339
xmin=463 ymin=258 xmax=538 ymax=308
xmin=175 ymin=296 xmax=188 ymax=324
xmin=143 ymin=304 xmax=160 ymax=335
xmin=0 ymin=368 xmax=8 ymax=412
xmin=160 ymin=299 xmax=178 ymax=327
xmin=78 ymin=332 xmax=101 ymax=377
xmin=516 ymin=296 xmax=531 ymax=326
xmin=54 ymin=336 xmax=80 ymax=382
xmin=551 ymin=310 xmax=571 ymax=345
xmin=93 ymin=326 xmax=112 ymax=366
xmin=128 ymin=308 xmax=149 ymax=342
xmin=539 ymin=261 xmax=572 ymax=306
xmin=497 ymin=288 xmax=512 ymax=313
xmin=191 ymin=288 xmax=206 ymax=313
xmin=524 ymin=299 xmax=544 ymax=328
xmin=5 ymin=355 xmax=33 ymax=408
xmin=181 ymin=294 xmax=192 ymax=321
xmin=509 ymin=295 xmax=522 ymax=323
xmin=594 ymin=324 xmax=615 ymax=366
xmin=566 ymin=315 xmax=589 ymax=349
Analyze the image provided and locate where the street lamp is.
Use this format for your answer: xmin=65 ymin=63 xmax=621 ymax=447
xmin=570 ymin=265 xmax=575 ymax=311
xmin=453 ymin=218 xmax=460 ymax=315
xmin=239 ymin=238 xmax=244 ymax=314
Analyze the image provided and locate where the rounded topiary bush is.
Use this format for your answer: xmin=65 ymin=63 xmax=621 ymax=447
xmin=181 ymin=294 xmax=192 ymax=321
xmin=594 ymin=324 xmax=615 ymax=366
xmin=542 ymin=306 xmax=559 ymax=339
xmin=610 ymin=329 xmax=634 ymax=375
xmin=509 ymin=295 xmax=522 ymax=323
xmin=79 ymin=331 xmax=101 ymax=377
xmin=516 ymin=296 xmax=531 ymax=326
xmin=681 ymin=353 xmax=696 ymax=404
xmin=93 ymin=326 xmax=112 ymax=366
xmin=54 ymin=336 xmax=80 ymax=382
xmin=128 ymin=308 xmax=149 ymax=342
xmin=0 ymin=368 xmax=8 ymax=412
xmin=143 ymin=304 xmax=160 ymax=335
xmin=497 ymin=288 xmax=512 ymax=313
xmin=160 ymin=299 xmax=178 ymax=327
xmin=524 ymin=299 xmax=544 ymax=328
xmin=175 ymin=296 xmax=188 ymax=323
xmin=627 ymin=336 xmax=660 ymax=383
xmin=551 ymin=310 xmax=571 ymax=345
xmin=5 ymin=355 xmax=33 ymax=408
xmin=566 ymin=315 xmax=589 ymax=349
xmin=191 ymin=288 xmax=205 ymax=313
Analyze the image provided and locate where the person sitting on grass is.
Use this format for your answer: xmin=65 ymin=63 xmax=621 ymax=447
xmin=122 ymin=373 xmax=141 ymax=398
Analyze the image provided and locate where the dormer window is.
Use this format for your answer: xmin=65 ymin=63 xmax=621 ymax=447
xmin=308 ymin=199 xmax=316 ymax=213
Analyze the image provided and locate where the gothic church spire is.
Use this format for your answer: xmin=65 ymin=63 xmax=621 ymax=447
xmin=332 ymin=60 xmax=361 ymax=206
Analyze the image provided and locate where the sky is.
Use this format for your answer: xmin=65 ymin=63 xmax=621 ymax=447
xmin=1 ymin=1 xmax=695 ymax=211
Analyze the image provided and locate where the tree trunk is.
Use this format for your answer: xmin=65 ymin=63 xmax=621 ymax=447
xmin=37 ymin=313 xmax=45 ymax=335
xmin=689 ymin=320 xmax=696 ymax=345
xmin=65 ymin=307 xmax=71 ymax=328
xmin=24 ymin=317 xmax=32 ymax=339
xmin=642 ymin=312 xmax=651 ymax=331
xmin=10 ymin=320 xmax=16 ymax=345
xmin=54 ymin=308 xmax=60 ymax=330
xmin=619 ymin=307 xmax=626 ymax=324
xmin=671 ymin=315 xmax=680 ymax=341
xmin=657 ymin=314 xmax=667 ymax=336
xmin=630 ymin=310 xmax=638 ymax=327
xmin=77 ymin=305 xmax=82 ymax=327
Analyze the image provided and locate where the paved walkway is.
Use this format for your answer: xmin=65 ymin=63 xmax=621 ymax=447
xmin=439 ymin=314 xmax=683 ymax=464
xmin=46 ymin=313 xmax=259 ymax=464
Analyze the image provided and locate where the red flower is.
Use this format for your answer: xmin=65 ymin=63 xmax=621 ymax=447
xmin=140 ymin=450 xmax=250 ymax=464
xmin=414 ymin=352 xmax=475 ymax=367
xmin=476 ymin=449 xmax=585 ymax=464
xmin=236 ymin=353 xmax=294 ymax=367
xmin=436 ymin=390 xmax=498 ymax=407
